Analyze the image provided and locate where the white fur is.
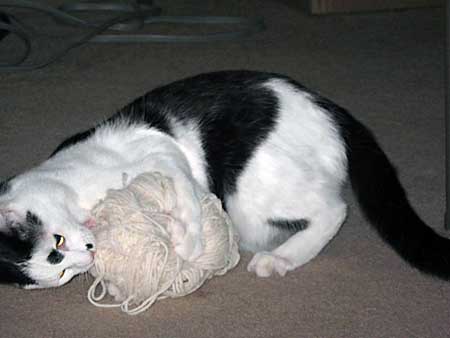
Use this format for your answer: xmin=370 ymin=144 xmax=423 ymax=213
xmin=227 ymin=80 xmax=348 ymax=276
xmin=0 ymin=78 xmax=350 ymax=286
xmin=1 ymin=122 xmax=205 ymax=287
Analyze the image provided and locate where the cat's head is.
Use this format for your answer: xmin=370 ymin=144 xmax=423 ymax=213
xmin=0 ymin=178 xmax=96 ymax=289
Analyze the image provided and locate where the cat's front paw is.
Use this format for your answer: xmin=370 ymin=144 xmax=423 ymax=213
xmin=247 ymin=252 xmax=293 ymax=277
xmin=168 ymin=219 xmax=204 ymax=262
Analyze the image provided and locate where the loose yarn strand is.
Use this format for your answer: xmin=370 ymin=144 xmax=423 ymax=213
xmin=87 ymin=260 xmax=121 ymax=308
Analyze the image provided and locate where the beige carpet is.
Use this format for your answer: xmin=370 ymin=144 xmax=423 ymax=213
xmin=1 ymin=1 xmax=449 ymax=337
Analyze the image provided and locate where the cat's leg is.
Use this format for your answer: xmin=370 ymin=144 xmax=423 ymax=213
xmin=247 ymin=199 xmax=347 ymax=277
xmin=162 ymin=167 xmax=205 ymax=261
xmin=125 ymin=152 xmax=205 ymax=262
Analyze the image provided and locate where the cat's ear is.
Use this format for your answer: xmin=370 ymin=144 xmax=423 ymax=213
xmin=0 ymin=204 xmax=23 ymax=231
xmin=0 ymin=206 xmax=41 ymax=242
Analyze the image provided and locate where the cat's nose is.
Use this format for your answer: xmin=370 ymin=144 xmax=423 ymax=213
xmin=86 ymin=243 xmax=94 ymax=251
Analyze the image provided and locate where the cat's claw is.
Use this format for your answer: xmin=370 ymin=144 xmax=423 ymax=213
xmin=247 ymin=252 xmax=294 ymax=277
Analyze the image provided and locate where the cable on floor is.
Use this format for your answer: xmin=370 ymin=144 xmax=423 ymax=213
xmin=0 ymin=0 xmax=265 ymax=71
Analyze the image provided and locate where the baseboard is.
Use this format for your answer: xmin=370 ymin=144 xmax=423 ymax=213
xmin=308 ymin=0 xmax=444 ymax=14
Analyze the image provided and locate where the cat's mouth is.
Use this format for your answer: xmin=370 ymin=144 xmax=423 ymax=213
xmin=72 ymin=261 xmax=95 ymax=278
xmin=73 ymin=251 xmax=96 ymax=272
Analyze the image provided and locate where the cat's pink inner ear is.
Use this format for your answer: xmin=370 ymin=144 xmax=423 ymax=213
xmin=83 ymin=217 xmax=96 ymax=229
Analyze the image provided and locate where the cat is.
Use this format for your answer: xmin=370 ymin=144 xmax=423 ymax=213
xmin=1 ymin=70 xmax=449 ymax=289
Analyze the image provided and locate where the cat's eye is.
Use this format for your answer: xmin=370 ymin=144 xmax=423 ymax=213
xmin=59 ymin=269 xmax=66 ymax=278
xmin=54 ymin=234 xmax=65 ymax=248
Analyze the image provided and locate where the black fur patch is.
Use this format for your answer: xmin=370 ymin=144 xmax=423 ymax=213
xmin=0 ymin=179 xmax=11 ymax=195
xmin=0 ymin=211 xmax=43 ymax=286
xmin=50 ymin=128 xmax=95 ymax=157
xmin=115 ymin=94 xmax=173 ymax=135
xmin=138 ymin=71 xmax=280 ymax=201
xmin=0 ymin=260 xmax=35 ymax=286
xmin=269 ymin=218 xmax=310 ymax=234
xmin=10 ymin=211 xmax=42 ymax=243
xmin=47 ymin=249 xmax=64 ymax=264
xmin=0 ymin=231 xmax=36 ymax=286
xmin=26 ymin=211 xmax=42 ymax=226
xmin=0 ymin=230 xmax=34 ymax=263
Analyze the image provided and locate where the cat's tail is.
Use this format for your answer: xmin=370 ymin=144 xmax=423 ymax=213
xmin=322 ymin=97 xmax=450 ymax=280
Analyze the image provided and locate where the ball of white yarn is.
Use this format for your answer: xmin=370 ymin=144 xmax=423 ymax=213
xmin=87 ymin=172 xmax=240 ymax=315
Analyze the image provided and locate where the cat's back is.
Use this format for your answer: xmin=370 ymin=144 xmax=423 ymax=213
xmin=150 ymin=71 xmax=287 ymax=198
xmin=52 ymin=71 xmax=341 ymax=200
xmin=118 ymin=70 xmax=284 ymax=126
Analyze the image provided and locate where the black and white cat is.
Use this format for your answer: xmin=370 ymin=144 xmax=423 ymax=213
xmin=1 ymin=70 xmax=449 ymax=289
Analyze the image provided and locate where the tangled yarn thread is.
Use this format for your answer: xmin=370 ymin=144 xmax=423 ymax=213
xmin=87 ymin=172 xmax=240 ymax=315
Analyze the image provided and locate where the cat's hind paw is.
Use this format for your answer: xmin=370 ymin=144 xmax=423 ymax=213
xmin=247 ymin=252 xmax=293 ymax=277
